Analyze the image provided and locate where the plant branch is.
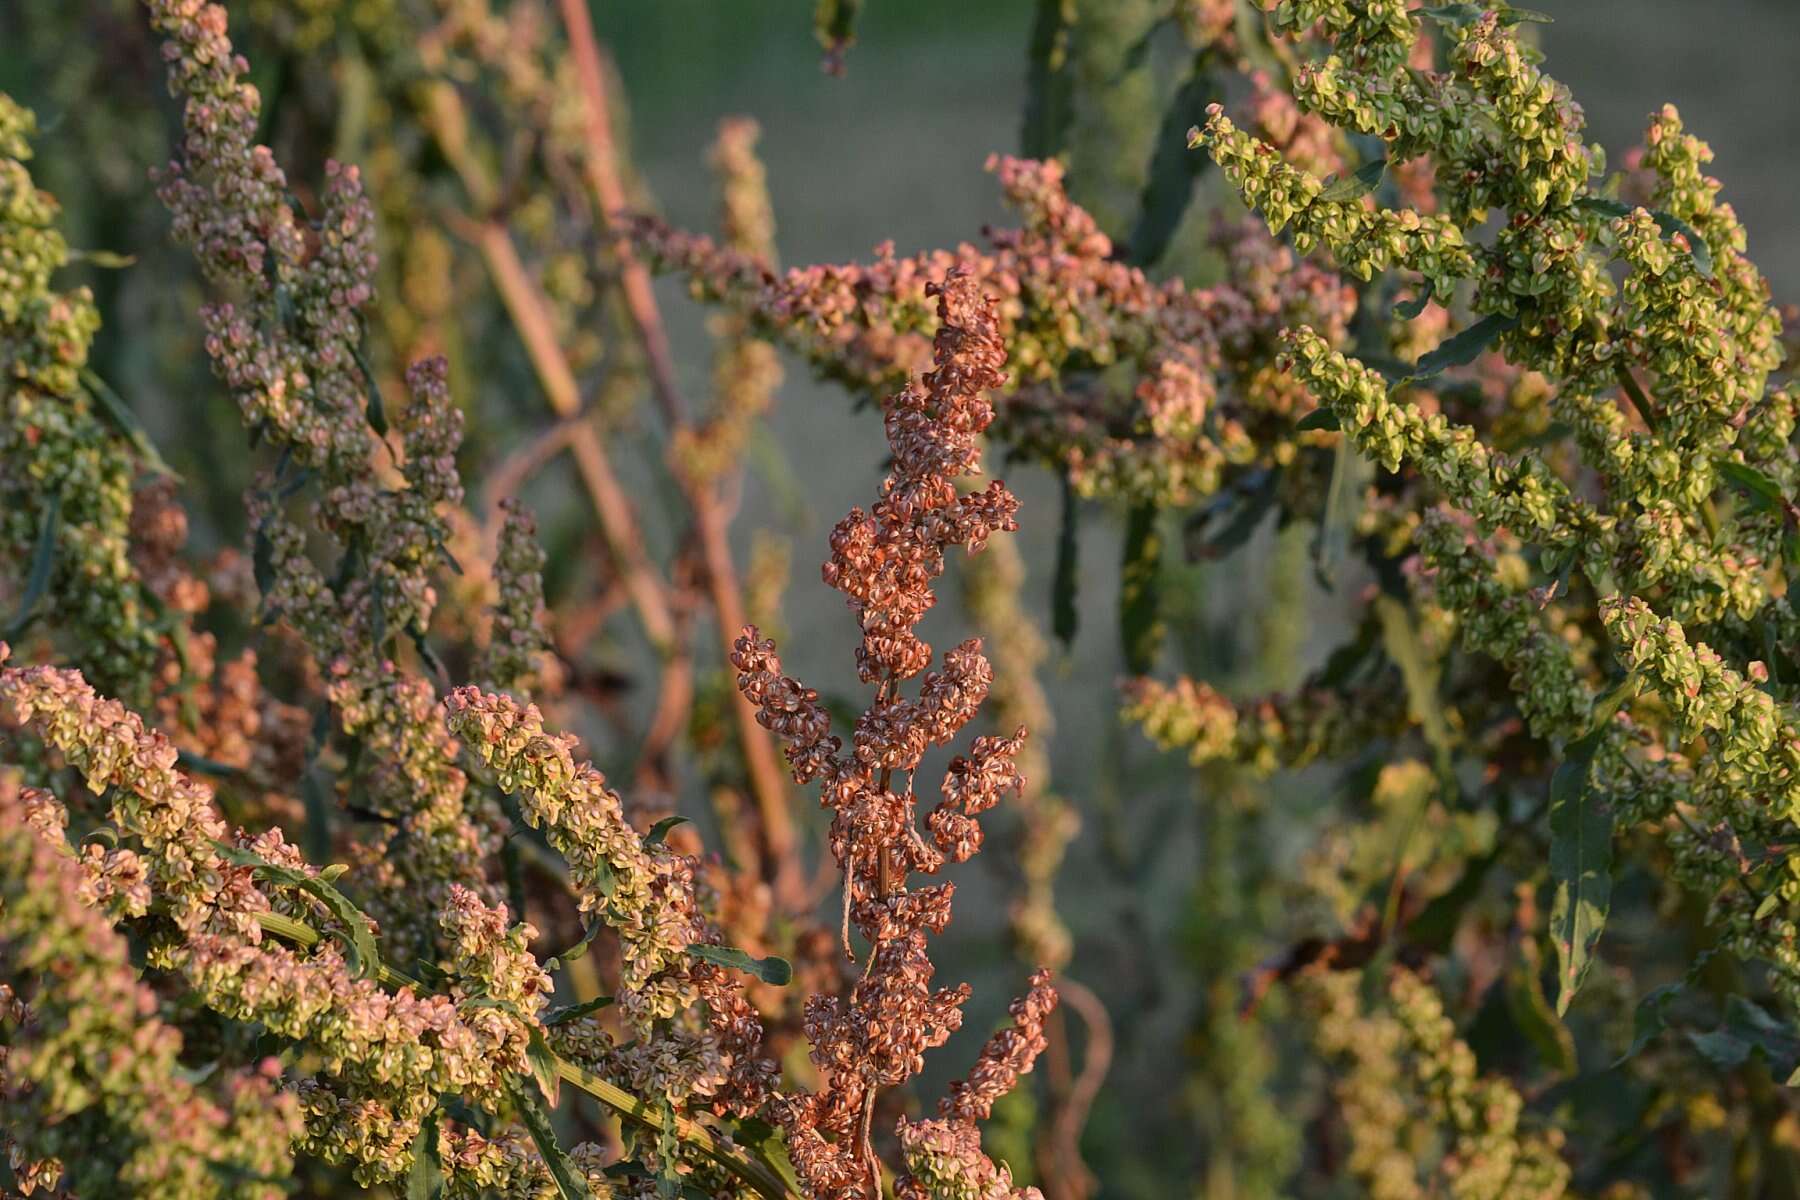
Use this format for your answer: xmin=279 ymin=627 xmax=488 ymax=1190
xmin=554 ymin=0 xmax=801 ymax=906
xmin=454 ymin=214 xmax=679 ymax=654
xmin=253 ymin=910 xmax=799 ymax=1200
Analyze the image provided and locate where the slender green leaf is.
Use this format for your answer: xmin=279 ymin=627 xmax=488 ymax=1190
xmin=3 ymin=492 xmax=61 ymax=642
xmin=1051 ymin=472 xmax=1080 ymax=646
xmin=406 ymin=1113 xmax=444 ymax=1200
xmin=67 ymin=248 xmax=137 ymax=269
xmin=410 ymin=624 xmax=447 ymax=684
xmin=1126 ymin=53 xmax=1216 ymax=266
xmin=1375 ymin=595 xmax=1454 ymax=782
xmin=352 ymin=342 xmax=388 ymax=436
xmin=654 ymin=1097 xmax=683 ymax=1199
xmin=1392 ymin=292 xmax=1431 ymax=321
xmin=178 ymin=750 xmax=245 ymax=778
xmin=274 ymin=468 xmax=315 ymax=500
xmin=644 ymin=815 xmax=691 ymax=847
xmin=1548 ymin=731 xmax=1611 ymax=1015
xmin=543 ymin=995 xmax=614 ymax=1026
xmin=527 ymin=1027 xmax=562 ymax=1106
xmin=1119 ymin=504 xmax=1164 ymax=674
xmin=1505 ymin=939 xmax=1577 ymax=1076
xmin=1185 ymin=469 xmax=1280 ymax=562
xmin=1296 ymin=407 xmax=1340 ymax=432
xmin=1413 ymin=313 xmax=1518 ymax=379
xmin=1317 ymin=156 xmax=1386 ymax=203
xmin=81 ymin=369 xmax=175 ymax=477
xmin=1589 ymin=673 xmax=1641 ymax=730
xmin=1022 ymin=0 xmax=1072 ymax=156
xmin=512 ymin=1082 xmax=596 ymax=1200
xmin=1313 ymin=438 xmax=1365 ymax=589
xmin=1718 ymin=461 xmax=1785 ymax=512
xmin=545 ymin=919 xmax=604 ymax=971
xmin=686 ymin=943 xmax=793 ymax=986
xmin=214 ymin=843 xmax=382 ymax=980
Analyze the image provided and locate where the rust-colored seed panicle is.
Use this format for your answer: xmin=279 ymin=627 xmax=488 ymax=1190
xmin=731 ymin=270 xmax=1056 ymax=1199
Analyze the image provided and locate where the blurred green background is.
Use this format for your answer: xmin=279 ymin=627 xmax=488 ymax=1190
xmin=3 ymin=1 xmax=1798 ymax=1193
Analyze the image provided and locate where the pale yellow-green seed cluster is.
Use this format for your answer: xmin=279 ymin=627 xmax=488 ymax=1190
xmin=444 ymin=686 xmax=707 ymax=1029
xmin=1309 ymin=968 xmax=1571 ymax=1200
xmin=0 ymin=779 xmax=300 ymax=1199
xmin=1166 ymin=0 xmax=1800 ymax=1045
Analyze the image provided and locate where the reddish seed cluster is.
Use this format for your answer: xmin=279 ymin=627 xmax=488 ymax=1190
xmin=631 ymin=155 xmax=1356 ymax=505
xmin=731 ymin=273 xmax=1055 ymax=1199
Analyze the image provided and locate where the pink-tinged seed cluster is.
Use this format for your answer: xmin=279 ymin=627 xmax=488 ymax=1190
xmin=731 ymin=273 xmax=1055 ymax=1199
xmin=0 ymin=646 xmax=550 ymax=1187
xmin=0 ymin=776 xmax=299 ymax=1199
xmin=145 ymin=0 xmax=499 ymax=963
xmin=630 ymin=154 xmax=1355 ymax=505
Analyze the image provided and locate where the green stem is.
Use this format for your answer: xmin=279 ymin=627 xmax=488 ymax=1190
xmin=1613 ymin=362 xmax=1660 ymax=436
xmin=253 ymin=912 xmax=799 ymax=1200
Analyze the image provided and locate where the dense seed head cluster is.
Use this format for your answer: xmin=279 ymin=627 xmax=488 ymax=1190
xmin=631 ymin=154 xmax=1356 ymax=505
xmin=732 ymin=274 xmax=1054 ymax=1198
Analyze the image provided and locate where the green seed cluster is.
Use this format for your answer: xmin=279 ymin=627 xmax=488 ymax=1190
xmin=1308 ymin=967 xmax=1571 ymax=1200
xmin=0 ymin=96 xmax=164 ymax=702
xmin=0 ymin=779 xmax=300 ymax=1198
xmin=1179 ymin=3 xmax=1800 ymax=1022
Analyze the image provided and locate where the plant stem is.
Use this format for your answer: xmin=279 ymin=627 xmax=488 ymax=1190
xmin=1613 ymin=362 xmax=1660 ymax=436
xmin=554 ymin=0 xmax=801 ymax=907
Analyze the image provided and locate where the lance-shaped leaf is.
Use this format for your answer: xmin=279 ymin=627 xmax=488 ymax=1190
xmin=1314 ymin=438 xmax=1366 ymax=589
xmin=1022 ymin=0 xmax=1076 ymax=160
xmin=512 ymin=1081 xmax=596 ymax=1200
xmin=1119 ymin=504 xmax=1164 ymax=674
xmin=214 ymin=843 xmax=383 ymax=980
xmin=1392 ymin=292 xmax=1432 ymax=321
xmin=1375 ymin=595 xmax=1454 ymax=784
xmin=1412 ymin=313 xmax=1519 ymax=379
xmin=1127 ymin=52 xmax=1216 ymax=266
xmin=527 ymin=1026 xmax=562 ymax=1106
xmin=686 ymin=942 xmax=793 ymax=986
xmin=1051 ymin=472 xmax=1081 ymax=645
xmin=1549 ymin=731 xmax=1611 ymax=1015
xmin=545 ymin=918 xmax=604 ymax=971
xmin=1504 ymin=935 xmax=1577 ymax=1076
xmin=1717 ymin=461 xmax=1786 ymax=512
xmin=352 ymin=342 xmax=388 ymax=437
xmin=2 ymin=491 xmax=61 ymax=641
xmin=406 ymin=1113 xmax=444 ymax=1200
xmin=1317 ymin=156 xmax=1386 ymax=203
xmin=644 ymin=815 xmax=691 ymax=847
xmin=1185 ymin=468 xmax=1280 ymax=562
xmin=81 ymin=369 xmax=176 ymax=477
xmin=543 ymin=995 xmax=614 ymax=1026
